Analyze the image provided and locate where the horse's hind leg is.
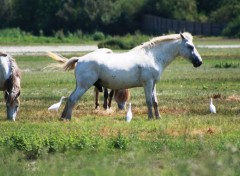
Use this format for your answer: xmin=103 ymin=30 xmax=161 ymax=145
xmin=108 ymin=90 xmax=114 ymax=109
xmin=152 ymin=84 xmax=161 ymax=119
xmin=61 ymin=86 xmax=88 ymax=120
xmin=103 ymin=88 xmax=108 ymax=110
xmin=95 ymin=88 xmax=100 ymax=109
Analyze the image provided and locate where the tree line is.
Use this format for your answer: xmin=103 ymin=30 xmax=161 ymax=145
xmin=0 ymin=0 xmax=240 ymax=36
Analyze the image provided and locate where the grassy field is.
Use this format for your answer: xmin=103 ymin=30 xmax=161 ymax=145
xmin=0 ymin=46 xmax=240 ymax=175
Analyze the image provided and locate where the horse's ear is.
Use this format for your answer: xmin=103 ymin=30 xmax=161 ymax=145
xmin=180 ymin=33 xmax=185 ymax=40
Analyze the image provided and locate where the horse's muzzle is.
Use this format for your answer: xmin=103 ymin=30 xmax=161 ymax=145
xmin=193 ymin=59 xmax=202 ymax=67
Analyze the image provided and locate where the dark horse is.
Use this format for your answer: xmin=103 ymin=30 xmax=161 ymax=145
xmin=0 ymin=52 xmax=21 ymax=121
xmin=95 ymin=88 xmax=130 ymax=110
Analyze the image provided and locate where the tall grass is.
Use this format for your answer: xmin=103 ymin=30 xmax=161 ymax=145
xmin=0 ymin=28 xmax=105 ymax=45
xmin=0 ymin=48 xmax=240 ymax=175
xmin=1 ymin=28 xmax=240 ymax=47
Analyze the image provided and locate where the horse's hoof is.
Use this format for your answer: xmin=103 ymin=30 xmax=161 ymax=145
xmin=59 ymin=117 xmax=70 ymax=121
xmin=95 ymin=106 xmax=100 ymax=110
xmin=148 ymin=117 xmax=154 ymax=120
xmin=103 ymin=105 xmax=108 ymax=110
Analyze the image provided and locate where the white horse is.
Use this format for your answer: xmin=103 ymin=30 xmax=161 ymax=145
xmin=50 ymin=33 xmax=202 ymax=120
xmin=0 ymin=52 xmax=21 ymax=121
xmin=47 ymin=48 xmax=130 ymax=110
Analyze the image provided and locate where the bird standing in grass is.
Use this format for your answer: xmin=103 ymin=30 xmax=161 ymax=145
xmin=126 ymin=103 xmax=132 ymax=122
xmin=48 ymin=96 xmax=66 ymax=112
xmin=210 ymin=98 xmax=216 ymax=114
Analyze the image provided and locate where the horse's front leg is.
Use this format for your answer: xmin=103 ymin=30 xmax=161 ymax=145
xmin=143 ymin=81 xmax=154 ymax=119
xmin=152 ymin=84 xmax=161 ymax=119
xmin=61 ymin=87 xmax=87 ymax=120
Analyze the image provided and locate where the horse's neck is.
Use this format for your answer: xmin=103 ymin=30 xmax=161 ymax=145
xmin=148 ymin=40 xmax=180 ymax=69
xmin=0 ymin=56 xmax=12 ymax=90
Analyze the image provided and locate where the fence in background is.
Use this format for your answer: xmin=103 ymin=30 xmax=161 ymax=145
xmin=142 ymin=15 xmax=227 ymax=36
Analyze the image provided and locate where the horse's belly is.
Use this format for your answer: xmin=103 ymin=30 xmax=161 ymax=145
xmin=103 ymin=81 xmax=140 ymax=89
xmin=100 ymin=74 xmax=141 ymax=89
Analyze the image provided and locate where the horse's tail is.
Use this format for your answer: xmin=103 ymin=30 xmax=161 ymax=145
xmin=63 ymin=57 xmax=79 ymax=71
xmin=47 ymin=52 xmax=68 ymax=63
xmin=46 ymin=52 xmax=79 ymax=71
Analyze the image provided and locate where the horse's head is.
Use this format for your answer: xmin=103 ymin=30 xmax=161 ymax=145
xmin=179 ymin=33 xmax=202 ymax=67
xmin=114 ymin=89 xmax=130 ymax=110
xmin=5 ymin=89 xmax=20 ymax=121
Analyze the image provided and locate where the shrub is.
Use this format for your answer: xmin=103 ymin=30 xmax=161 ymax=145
xmin=98 ymin=32 xmax=150 ymax=50
xmin=214 ymin=62 xmax=239 ymax=68
xmin=53 ymin=30 xmax=65 ymax=40
xmin=93 ymin=31 xmax=105 ymax=41
xmin=109 ymin=132 xmax=129 ymax=150
xmin=0 ymin=28 xmax=29 ymax=37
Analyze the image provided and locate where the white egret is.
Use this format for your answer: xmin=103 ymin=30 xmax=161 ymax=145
xmin=48 ymin=96 xmax=66 ymax=112
xmin=210 ymin=98 xmax=216 ymax=114
xmin=126 ymin=103 xmax=132 ymax=122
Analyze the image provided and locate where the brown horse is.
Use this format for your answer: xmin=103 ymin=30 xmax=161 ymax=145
xmin=0 ymin=52 xmax=21 ymax=121
xmin=95 ymin=88 xmax=130 ymax=110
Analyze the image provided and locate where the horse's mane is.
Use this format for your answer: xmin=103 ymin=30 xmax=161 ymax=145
xmin=2 ymin=53 xmax=21 ymax=95
xmin=133 ymin=32 xmax=193 ymax=50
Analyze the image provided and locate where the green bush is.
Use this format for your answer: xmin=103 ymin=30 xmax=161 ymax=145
xmin=98 ymin=33 xmax=150 ymax=50
xmin=93 ymin=31 xmax=105 ymax=41
xmin=0 ymin=28 xmax=30 ymax=37
xmin=214 ymin=62 xmax=240 ymax=68
xmin=109 ymin=132 xmax=129 ymax=150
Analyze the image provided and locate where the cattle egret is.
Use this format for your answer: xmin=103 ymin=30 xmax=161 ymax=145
xmin=126 ymin=103 xmax=132 ymax=122
xmin=48 ymin=96 xmax=66 ymax=112
xmin=210 ymin=98 xmax=216 ymax=114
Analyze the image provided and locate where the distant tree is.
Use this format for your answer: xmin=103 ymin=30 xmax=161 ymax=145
xmin=11 ymin=0 xmax=62 ymax=35
xmin=1 ymin=0 xmax=239 ymax=36
xmin=0 ymin=0 xmax=13 ymax=28
xmin=222 ymin=16 xmax=240 ymax=37
xmin=209 ymin=0 xmax=240 ymax=23
xmin=101 ymin=0 xmax=147 ymax=34
xmin=55 ymin=0 xmax=147 ymax=34
xmin=143 ymin=0 xmax=198 ymax=21
xmin=196 ymin=0 xmax=222 ymax=15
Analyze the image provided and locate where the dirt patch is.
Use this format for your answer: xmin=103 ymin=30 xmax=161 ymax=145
xmin=226 ymin=95 xmax=240 ymax=102
xmin=165 ymin=127 xmax=217 ymax=136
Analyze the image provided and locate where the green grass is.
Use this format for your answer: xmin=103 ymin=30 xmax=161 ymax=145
xmin=0 ymin=28 xmax=100 ymax=45
xmin=0 ymin=47 xmax=240 ymax=175
xmin=1 ymin=28 xmax=240 ymax=47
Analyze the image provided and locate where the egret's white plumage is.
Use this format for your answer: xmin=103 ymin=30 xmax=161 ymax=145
xmin=48 ymin=96 xmax=66 ymax=112
xmin=210 ymin=98 xmax=216 ymax=113
xmin=126 ymin=103 xmax=132 ymax=122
